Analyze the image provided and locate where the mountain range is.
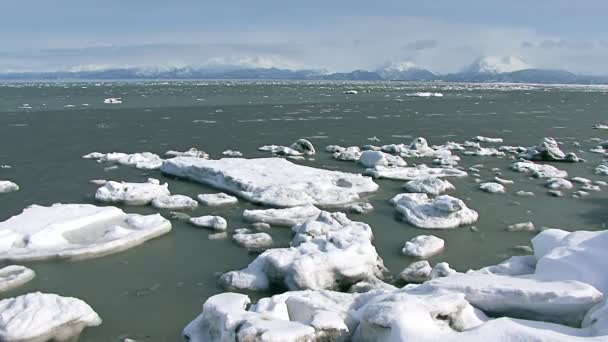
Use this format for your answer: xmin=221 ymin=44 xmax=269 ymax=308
xmin=2 ymin=57 xmax=607 ymax=85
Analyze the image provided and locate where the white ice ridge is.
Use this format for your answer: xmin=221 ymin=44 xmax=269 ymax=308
xmin=0 ymin=265 xmax=35 ymax=292
xmin=391 ymin=193 xmax=478 ymax=229
xmin=95 ymin=178 xmax=170 ymax=206
xmin=0 ymin=292 xmax=102 ymax=341
xmin=0 ymin=204 xmax=171 ymax=261
xmin=220 ymin=211 xmax=387 ymax=291
xmin=185 ymin=228 xmax=608 ymax=342
xmin=367 ymin=164 xmax=467 ymax=181
xmin=82 ymin=151 xmax=163 ymax=170
xmin=243 ymin=204 xmax=321 ymax=227
xmin=161 ymin=157 xmax=378 ymax=207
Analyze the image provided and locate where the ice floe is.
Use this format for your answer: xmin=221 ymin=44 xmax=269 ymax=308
xmin=473 ymin=136 xmax=504 ymax=143
xmin=391 ymin=193 xmax=478 ymax=229
xmin=402 ymin=177 xmax=455 ymax=195
xmin=222 ymin=150 xmax=243 ymax=157
xmin=0 ymin=265 xmax=35 ymax=292
xmin=546 ymin=178 xmax=574 ymax=190
xmin=161 ymin=157 xmax=378 ymax=207
xmin=0 ymin=292 xmax=102 ymax=341
xmin=95 ymin=178 xmax=170 ymax=206
xmin=518 ymin=138 xmax=581 ymax=162
xmin=165 ymin=148 xmax=209 ymax=159
xmin=189 ymin=216 xmax=228 ymax=230
xmin=259 ymin=139 xmax=315 ymax=156
xmin=382 ymin=137 xmax=451 ymax=158
xmin=333 ymin=146 xmax=362 ymax=161
xmin=233 ymin=233 xmax=273 ymax=250
xmin=479 ymin=182 xmax=506 ymax=193
xmin=367 ymin=164 xmax=467 ymax=181
xmin=83 ymin=152 xmax=163 ymax=170
xmin=220 ymin=211 xmax=387 ymax=291
xmin=0 ymin=203 xmax=171 ymax=261
xmin=402 ymin=235 xmax=445 ymax=258
xmin=0 ymin=181 xmax=19 ymax=194
xmin=243 ymin=204 xmax=321 ymax=227
xmin=197 ymin=193 xmax=238 ymax=206
xmin=348 ymin=202 xmax=374 ymax=214
xmin=400 ymin=260 xmax=433 ymax=283
xmin=151 ymin=194 xmax=198 ymax=210
xmin=358 ymin=150 xmax=407 ymax=168
xmin=511 ymin=161 xmax=568 ymax=178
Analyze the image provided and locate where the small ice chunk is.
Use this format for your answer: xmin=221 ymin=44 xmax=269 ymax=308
xmin=189 ymin=216 xmax=228 ymax=230
xmin=0 ymin=181 xmax=19 ymax=193
xmin=391 ymin=193 xmax=478 ymax=229
xmin=511 ymin=161 xmax=568 ymax=178
xmin=0 ymin=265 xmax=35 ymax=292
xmin=546 ymin=178 xmax=573 ymax=190
xmin=507 ymin=222 xmax=536 ymax=232
xmin=571 ymin=177 xmax=591 ymax=184
xmin=358 ymin=150 xmax=407 ymax=168
xmin=222 ymin=150 xmax=243 ymax=157
xmin=515 ymin=190 xmax=535 ymax=196
xmin=430 ymin=262 xmax=458 ymax=278
xmin=151 ymin=195 xmax=198 ymax=210
xmin=473 ymin=136 xmax=504 ymax=143
xmin=403 ymin=177 xmax=455 ymax=195
xmin=243 ymin=204 xmax=321 ymax=227
xmin=368 ymin=164 xmax=467 ymax=181
xmin=348 ymin=202 xmax=374 ymax=214
xmin=333 ymin=146 xmax=361 ymax=161
xmin=494 ymin=177 xmax=514 ymax=185
xmin=95 ymin=178 xmax=170 ymax=206
xmin=518 ymin=138 xmax=580 ymax=163
xmin=402 ymin=235 xmax=445 ymax=258
xmin=400 ymin=260 xmax=432 ymax=283
xmin=479 ymin=182 xmax=506 ymax=193
xmin=233 ymin=233 xmax=273 ymax=250
xmin=197 ymin=193 xmax=238 ymax=206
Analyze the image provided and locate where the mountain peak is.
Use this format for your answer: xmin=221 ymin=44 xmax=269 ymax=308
xmin=465 ymin=56 xmax=531 ymax=74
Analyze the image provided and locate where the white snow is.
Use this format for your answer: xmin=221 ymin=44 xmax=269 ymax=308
xmin=402 ymin=177 xmax=455 ymax=195
xmin=189 ymin=216 xmax=228 ymax=230
xmin=161 ymin=157 xmax=378 ymax=207
xmin=402 ymin=235 xmax=445 ymax=258
xmin=83 ymin=152 xmax=163 ymax=170
xmin=220 ymin=211 xmax=387 ymax=291
xmin=391 ymin=193 xmax=478 ymax=229
xmin=367 ymin=164 xmax=467 ymax=181
xmin=0 ymin=203 xmax=171 ymax=261
xmin=95 ymin=178 xmax=170 ymax=205
xmin=469 ymin=56 xmax=531 ymax=74
xmin=197 ymin=193 xmax=238 ymax=206
xmin=479 ymin=182 xmax=506 ymax=193
xmin=0 ymin=181 xmax=19 ymax=194
xmin=151 ymin=194 xmax=198 ymax=210
xmin=0 ymin=265 xmax=35 ymax=292
xmin=0 ymin=292 xmax=102 ymax=341
xmin=243 ymin=204 xmax=321 ymax=227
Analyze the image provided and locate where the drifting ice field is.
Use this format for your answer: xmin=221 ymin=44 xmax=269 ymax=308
xmin=1 ymin=80 xmax=608 ymax=340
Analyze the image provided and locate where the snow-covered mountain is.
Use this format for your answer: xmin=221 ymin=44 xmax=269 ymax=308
xmin=464 ymin=56 xmax=531 ymax=74
xmin=376 ymin=61 xmax=437 ymax=81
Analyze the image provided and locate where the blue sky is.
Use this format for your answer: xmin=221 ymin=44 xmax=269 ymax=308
xmin=1 ymin=0 xmax=607 ymax=73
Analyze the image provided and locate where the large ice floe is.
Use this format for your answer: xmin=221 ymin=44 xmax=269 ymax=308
xmin=402 ymin=177 xmax=455 ymax=195
xmin=390 ymin=193 xmax=478 ymax=229
xmin=0 ymin=181 xmax=19 ymax=193
xmin=82 ymin=151 xmax=163 ymax=170
xmin=219 ymin=211 xmax=387 ymax=291
xmin=367 ymin=164 xmax=467 ymax=181
xmin=0 ymin=292 xmax=102 ymax=341
xmin=95 ymin=178 xmax=170 ymax=206
xmin=518 ymin=137 xmax=581 ymax=162
xmin=511 ymin=160 xmax=568 ymax=178
xmin=185 ymin=228 xmax=608 ymax=342
xmin=0 ymin=203 xmax=171 ymax=261
xmin=243 ymin=204 xmax=321 ymax=227
xmin=161 ymin=157 xmax=378 ymax=207
xmin=0 ymin=265 xmax=35 ymax=292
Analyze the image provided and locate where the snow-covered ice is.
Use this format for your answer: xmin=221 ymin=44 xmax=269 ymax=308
xmin=0 ymin=181 xmax=19 ymax=194
xmin=189 ymin=216 xmax=228 ymax=230
xmin=358 ymin=150 xmax=407 ymax=168
xmin=511 ymin=161 xmax=568 ymax=178
xmin=391 ymin=193 xmax=478 ymax=229
xmin=402 ymin=177 xmax=455 ymax=195
xmin=165 ymin=148 xmax=209 ymax=159
xmin=0 ymin=265 xmax=35 ymax=292
xmin=83 ymin=152 xmax=163 ymax=170
xmin=518 ymin=138 xmax=581 ymax=163
xmin=333 ymin=146 xmax=362 ymax=161
xmin=243 ymin=204 xmax=321 ymax=227
xmin=473 ymin=136 xmax=504 ymax=143
xmin=0 ymin=203 xmax=171 ymax=261
xmin=402 ymin=235 xmax=445 ymax=258
xmin=367 ymin=164 xmax=467 ymax=181
xmin=233 ymin=233 xmax=273 ymax=250
xmin=479 ymin=182 xmax=506 ymax=193
xmin=161 ymin=157 xmax=378 ymax=207
xmin=400 ymin=260 xmax=433 ymax=283
xmin=0 ymin=292 xmax=102 ymax=341
xmin=197 ymin=193 xmax=238 ymax=206
xmin=95 ymin=178 xmax=170 ymax=206
xmin=546 ymin=178 xmax=574 ymax=190
xmin=151 ymin=194 xmax=198 ymax=210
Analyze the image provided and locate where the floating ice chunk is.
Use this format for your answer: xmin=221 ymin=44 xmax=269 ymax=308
xmin=0 ymin=181 xmax=19 ymax=193
xmin=103 ymin=97 xmax=122 ymax=104
xmin=582 ymin=184 xmax=601 ymax=192
xmin=402 ymin=235 xmax=445 ymax=258
xmin=367 ymin=164 xmax=467 ymax=181
xmin=161 ymin=157 xmax=378 ymax=207
xmin=220 ymin=211 xmax=387 ymax=291
xmin=406 ymin=92 xmax=443 ymax=97
xmin=413 ymin=273 xmax=602 ymax=326
xmin=290 ymin=139 xmax=316 ymax=155
xmin=189 ymin=216 xmax=227 ymax=230
xmin=0 ymin=265 xmax=35 ymax=292
xmin=546 ymin=178 xmax=574 ymax=190
xmin=95 ymin=178 xmax=170 ymax=205
xmin=511 ymin=161 xmax=568 ymax=178
xmin=475 ymin=255 xmax=537 ymax=276
xmin=595 ymin=164 xmax=608 ymax=176
xmin=571 ymin=177 xmax=591 ymax=184
xmin=473 ymin=136 xmax=504 ymax=143
xmin=325 ymin=145 xmax=345 ymax=153
xmin=343 ymin=90 xmax=358 ymax=94
xmin=333 ymin=146 xmax=361 ymax=161
xmin=548 ymin=190 xmax=564 ymax=197
xmin=479 ymin=182 xmax=506 ymax=193
xmin=400 ymin=260 xmax=432 ymax=283
xmin=431 ymin=262 xmax=458 ymax=278
xmin=89 ymin=179 xmax=107 ymax=186
xmin=593 ymin=124 xmax=608 ymax=130
xmin=433 ymin=155 xmax=461 ymax=166
xmin=83 ymin=152 xmax=163 ymax=170
xmin=464 ymin=147 xmax=506 ymax=157
xmin=0 ymin=204 xmax=171 ymax=261
xmin=165 ymin=148 xmax=209 ymax=159
xmin=259 ymin=145 xmax=302 ymax=156
xmin=383 ymin=137 xmax=452 ymax=158
xmin=499 ymin=145 xmax=527 ymax=154
xmin=0 ymin=292 xmax=102 ymax=341
xmin=518 ymin=138 xmax=580 ymax=162
xmin=233 ymin=233 xmax=273 ymax=250
xmin=151 ymin=194 xmax=198 ymax=210
xmin=348 ymin=202 xmax=374 ymax=214
xmin=358 ymin=150 xmax=407 ymax=168
xmin=243 ymin=204 xmax=321 ymax=227
xmin=403 ymin=177 xmax=455 ymax=195
xmin=515 ymin=190 xmax=535 ymax=196
xmin=197 ymin=193 xmax=238 ymax=206
xmin=391 ymin=193 xmax=478 ymax=229
xmin=507 ymin=222 xmax=536 ymax=232
xmin=494 ymin=176 xmax=513 ymax=185
xmin=222 ymin=150 xmax=243 ymax=157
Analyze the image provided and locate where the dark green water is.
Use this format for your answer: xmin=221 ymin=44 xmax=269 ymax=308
xmin=1 ymin=81 xmax=608 ymax=340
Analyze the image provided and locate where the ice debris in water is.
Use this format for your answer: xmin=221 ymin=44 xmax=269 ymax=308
xmin=518 ymin=137 xmax=581 ymax=163
xmin=402 ymin=235 xmax=445 ymax=258
xmin=259 ymin=139 xmax=315 ymax=156
xmin=0 ymin=181 xmax=19 ymax=194
xmin=0 ymin=265 xmax=35 ymax=292
xmin=82 ymin=152 xmax=163 ymax=170
xmin=197 ymin=193 xmax=238 ymax=206
xmin=95 ymin=178 xmax=170 ymax=206
xmin=402 ymin=177 xmax=455 ymax=195
xmin=243 ymin=204 xmax=321 ymax=227
xmin=151 ymin=194 xmax=199 ymax=210
xmin=165 ymin=148 xmax=209 ymax=159
xmin=479 ymin=182 xmax=506 ymax=193
xmin=189 ymin=216 xmax=228 ymax=231
xmin=390 ymin=193 xmax=478 ymax=229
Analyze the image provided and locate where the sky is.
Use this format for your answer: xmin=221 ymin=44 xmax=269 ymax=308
xmin=1 ymin=0 xmax=607 ymax=74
